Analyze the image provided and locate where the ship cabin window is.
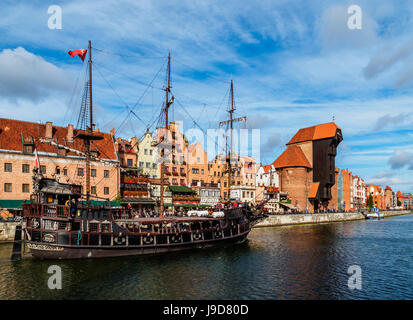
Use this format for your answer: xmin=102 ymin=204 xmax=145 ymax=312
xmin=202 ymin=221 xmax=211 ymax=229
xmin=191 ymin=222 xmax=201 ymax=230
xmin=153 ymin=224 xmax=160 ymax=233
xmin=89 ymin=223 xmax=99 ymax=233
xmin=179 ymin=223 xmax=190 ymax=231
xmin=140 ymin=224 xmax=152 ymax=233
xmin=101 ymin=223 xmax=111 ymax=233
xmin=72 ymin=222 xmax=80 ymax=231
xmin=43 ymin=220 xmax=58 ymax=230
xmin=58 ymin=221 xmax=67 ymax=230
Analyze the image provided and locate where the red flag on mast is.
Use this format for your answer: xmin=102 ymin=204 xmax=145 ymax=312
xmin=68 ymin=49 xmax=87 ymax=61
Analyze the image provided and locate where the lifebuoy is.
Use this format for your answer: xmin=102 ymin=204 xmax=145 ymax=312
xmin=214 ymin=230 xmax=222 ymax=238
xmin=170 ymin=234 xmax=181 ymax=243
xmin=193 ymin=232 xmax=202 ymax=241
xmin=143 ymin=235 xmax=154 ymax=244
xmin=65 ymin=200 xmax=71 ymax=206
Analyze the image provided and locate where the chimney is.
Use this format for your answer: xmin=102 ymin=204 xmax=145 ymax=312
xmin=110 ymin=128 xmax=115 ymax=136
xmin=67 ymin=124 xmax=74 ymax=142
xmin=45 ymin=121 xmax=53 ymax=140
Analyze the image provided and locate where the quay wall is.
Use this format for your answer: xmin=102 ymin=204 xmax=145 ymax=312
xmin=254 ymin=210 xmax=413 ymax=228
xmin=0 ymin=222 xmax=21 ymax=242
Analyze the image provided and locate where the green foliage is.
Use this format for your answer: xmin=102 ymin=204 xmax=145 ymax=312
xmin=397 ymin=200 xmax=402 ymax=207
xmin=115 ymin=192 xmax=122 ymax=205
xmin=367 ymin=194 xmax=373 ymax=209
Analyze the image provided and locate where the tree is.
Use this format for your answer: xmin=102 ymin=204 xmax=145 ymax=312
xmin=115 ymin=192 xmax=122 ymax=205
xmin=367 ymin=194 xmax=373 ymax=209
xmin=397 ymin=200 xmax=402 ymax=207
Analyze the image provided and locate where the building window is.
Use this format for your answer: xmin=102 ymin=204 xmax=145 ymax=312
xmin=40 ymin=165 xmax=46 ymax=174
xmin=152 ymin=163 xmax=157 ymax=169
xmin=23 ymin=145 xmax=33 ymax=154
xmin=127 ymin=159 xmax=133 ymax=167
xmin=180 ymin=179 xmax=185 ymax=185
xmin=4 ymin=183 xmax=12 ymax=192
xmin=63 ymin=168 xmax=68 ymax=176
xmin=91 ymin=169 xmax=97 ymax=177
xmin=144 ymin=149 xmax=148 ymax=155
xmin=201 ymin=169 xmax=204 ymax=174
xmin=104 ymin=170 xmax=109 ymax=178
xmin=22 ymin=184 xmax=30 ymax=193
xmin=139 ymin=162 xmax=144 ymax=167
xmin=149 ymin=150 xmax=153 ymax=156
xmin=91 ymin=186 xmax=97 ymax=194
xmin=22 ymin=164 xmax=30 ymax=173
xmin=192 ymin=168 xmax=199 ymax=174
xmin=4 ymin=163 xmax=12 ymax=172
xmin=78 ymin=168 xmax=84 ymax=176
xmin=146 ymin=162 xmax=151 ymax=168
xmin=197 ymin=157 xmax=200 ymax=163
xmin=104 ymin=187 xmax=109 ymax=195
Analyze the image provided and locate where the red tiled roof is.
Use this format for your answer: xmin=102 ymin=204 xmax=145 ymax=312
xmin=272 ymin=145 xmax=311 ymax=169
xmin=287 ymin=122 xmax=340 ymax=145
xmin=385 ymin=185 xmax=392 ymax=191
xmin=262 ymin=164 xmax=272 ymax=173
xmin=308 ymin=182 xmax=320 ymax=199
xmin=0 ymin=118 xmax=117 ymax=160
xmin=397 ymin=191 xmax=404 ymax=198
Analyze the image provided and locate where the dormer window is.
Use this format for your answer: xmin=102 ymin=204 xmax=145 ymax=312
xmin=21 ymin=134 xmax=34 ymax=154
xmin=90 ymin=150 xmax=99 ymax=158
xmin=23 ymin=145 xmax=33 ymax=153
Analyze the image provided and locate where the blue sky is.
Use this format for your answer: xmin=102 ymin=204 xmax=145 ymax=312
xmin=1 ymin=0 xmax=413 ymax=192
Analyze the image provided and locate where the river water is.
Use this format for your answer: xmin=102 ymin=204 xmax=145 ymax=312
xmin=1 ymin=214 xmax=413 ymax=300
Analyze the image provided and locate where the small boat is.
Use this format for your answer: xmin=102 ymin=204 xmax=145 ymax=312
xmin=365 ymin=207 xmax=384 ymax=219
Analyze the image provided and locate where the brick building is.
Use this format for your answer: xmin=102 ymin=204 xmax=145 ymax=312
xmin=0 ymin=118 xmax=119 ymax=208
xmin=187 ymin=141 xmax=209 ymax=187
xmin=272 ymin=122 xmax=342 ymax=212
xmin=155 ymin=121 xmax=188 ymax=186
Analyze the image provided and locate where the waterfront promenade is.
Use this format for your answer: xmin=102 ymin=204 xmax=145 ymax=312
xmin=254 ymin=210 xmax=413 ymax=228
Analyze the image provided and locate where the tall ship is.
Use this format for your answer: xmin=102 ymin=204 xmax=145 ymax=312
xmin=21 ymin=42 xmax=267 ymax=259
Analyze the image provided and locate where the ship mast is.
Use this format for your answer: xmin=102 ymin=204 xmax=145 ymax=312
xmin=160 ymin=53 xmax=172 ymax=215
xmin=86 ymin=40 xmax=93 ymax=205
xmin=219 ymin=80 xmax=246 ymax=201
xmin=76 ymin=40 xmax=103 ymax=206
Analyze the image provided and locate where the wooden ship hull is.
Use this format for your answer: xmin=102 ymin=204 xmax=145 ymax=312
xmin=25 ymin=231 xmax=249 ymax=259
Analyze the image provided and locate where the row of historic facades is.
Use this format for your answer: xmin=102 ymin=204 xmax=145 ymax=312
xmin=0 ymin=117 xmax=408 ymax=213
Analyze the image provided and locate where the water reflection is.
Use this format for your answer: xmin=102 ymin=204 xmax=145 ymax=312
xmin=1 ymin=215 xmax=413 ymax=299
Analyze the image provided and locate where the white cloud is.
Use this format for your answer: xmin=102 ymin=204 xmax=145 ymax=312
xmin=0 ymin=47 xmax=72 ymax=102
